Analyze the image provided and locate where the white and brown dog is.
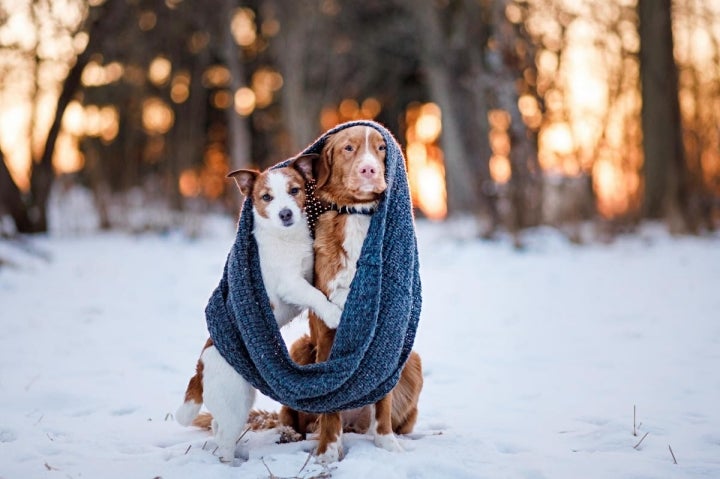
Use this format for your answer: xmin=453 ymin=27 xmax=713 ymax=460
xmin=279 ymin=125 xmax=423 ymax=463
xmin=175 ymin=155 xmax=342 ymax=463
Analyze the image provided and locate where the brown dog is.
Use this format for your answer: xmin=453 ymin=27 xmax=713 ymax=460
xmin=279 ymin=125 xmax=423 ymax=463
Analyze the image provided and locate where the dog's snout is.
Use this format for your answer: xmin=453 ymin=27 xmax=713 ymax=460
xmin=358 ymin=162 xmax=377 ymax=179
xmin=279 ymin=208 xmax=294 ymax=226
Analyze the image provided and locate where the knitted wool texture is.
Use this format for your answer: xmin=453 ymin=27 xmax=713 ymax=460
xmin=205 ymin=120 xmax=422 ymax=414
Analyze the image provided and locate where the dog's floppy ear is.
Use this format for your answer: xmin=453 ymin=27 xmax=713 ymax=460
xmin=227 ymin=169 xmax=259 ymax=197
xmin=290 ymin=153 xmax=319 ymax=181
xmin=316 ymin=137 xmax=334 ymax=189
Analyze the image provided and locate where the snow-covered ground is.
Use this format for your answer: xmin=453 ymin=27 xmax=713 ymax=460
xmin=1 ymin=217 xmax=719 ymax=479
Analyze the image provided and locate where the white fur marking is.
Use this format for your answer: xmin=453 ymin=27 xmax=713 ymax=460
xmin=374 ymin=433 xmax=404 ymax=452
xmin=316 ymin=436 xmax=343 ymax=464
xmin=368 ymin=405 xmax=403 ymax=452
xmin=327 ymin=215 xmax=371 ymax=308
xmin=261 ymin=170 xmax=305 ymax=229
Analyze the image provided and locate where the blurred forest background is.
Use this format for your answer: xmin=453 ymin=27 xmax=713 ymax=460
xmin=1 ymin=0 xmax=719 ymax=242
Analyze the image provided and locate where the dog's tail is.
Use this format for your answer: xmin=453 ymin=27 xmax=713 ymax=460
xmin=175 ymin=367 xmax=203 ymax=426
xmin=175 ymin=339 xmax=212 ymax=427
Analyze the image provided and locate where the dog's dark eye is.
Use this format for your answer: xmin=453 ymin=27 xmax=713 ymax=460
xmin=289 ymin=187 xmax=300 ymax=195
xmin=378 ymin=144 xmax=386 ymax=151
xmin=344 ymin=144 xmax=354 ymax=152
xmin=261 ymin=193 xmax=273 ymax=202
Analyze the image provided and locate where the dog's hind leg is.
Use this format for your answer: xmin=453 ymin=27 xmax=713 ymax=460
xmin=200 ymin=345 xmax=256 ymax=463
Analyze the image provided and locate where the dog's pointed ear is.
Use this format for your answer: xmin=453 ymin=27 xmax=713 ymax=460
xmin=227 ymin=169 xmax=259 ymax=197
xmin=290 ymin=153 xmax=319 ymax=181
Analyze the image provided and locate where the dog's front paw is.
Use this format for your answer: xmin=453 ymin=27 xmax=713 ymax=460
xmin=319 ymin=303 xmax=342 ymax=329
xmin=374 ymin=433 xmax=403 ymax=452
xmin=315 ymin=440 xmax=343 ymax=464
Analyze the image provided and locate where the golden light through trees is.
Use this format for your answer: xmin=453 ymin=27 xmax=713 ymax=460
xmin=142 ymin=98 xmax=174 ymax=134
xmin=405 ymin=103 xmax=447 ymax=221
xmin=1 ymin=0 xmax=719 ymax=233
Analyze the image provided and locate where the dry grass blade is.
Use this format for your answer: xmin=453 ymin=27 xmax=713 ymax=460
xmin=669 ymin=444 xmax=678 ymax=464
xmin=261 ymin=457 xmax=279 ymax=479
xmin=236 ymin=426 xmax=251 ymax=444
xmin=258 ymin=453 xmax=335 ymax=479
xmin=633 ymin=405 xmax=637 ymax=436
xmin=184 ymin=444 xmax=192 ymax=455
xmin=297 ymin=451 xmax=313 ymax=475
xmin=633 ymin=432 xmax=649 ymax=449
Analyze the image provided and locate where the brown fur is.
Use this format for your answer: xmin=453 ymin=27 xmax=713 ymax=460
xmin=279 ymin=125 xmax=423 ymax=458
xmin=182 ymin=337 xmax=213 ymax=407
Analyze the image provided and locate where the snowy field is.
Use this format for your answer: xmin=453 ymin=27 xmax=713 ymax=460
xmin=1 ymin=216 xmax=719 ymax=479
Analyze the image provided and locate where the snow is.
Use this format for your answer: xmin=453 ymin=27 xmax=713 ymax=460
xmin=1 ymin=217 xmax=719 ymax=479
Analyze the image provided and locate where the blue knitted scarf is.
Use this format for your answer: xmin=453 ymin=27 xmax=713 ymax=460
xmin=205 ymin=120 xmax=421 ymax=414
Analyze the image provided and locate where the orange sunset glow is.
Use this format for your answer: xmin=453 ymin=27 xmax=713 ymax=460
xmin=1 ymin=0 xmax=719 ymax=226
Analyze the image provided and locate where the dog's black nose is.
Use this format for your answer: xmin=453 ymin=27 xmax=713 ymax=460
xmin=279 ymin=208 xmax=293 ymax=226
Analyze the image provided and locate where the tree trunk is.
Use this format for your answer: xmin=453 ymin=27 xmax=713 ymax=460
xmin=30 ymin=0 xmax=126 ymax=232
xmin=218 ymin=0 xmax=252 ymax=171
xmin=402 ymin=0 xmax=498 ymax=223
xmin=638 ymin=0 xmax=693 ymax=232
xmin=272 ymin=0 xmax=325 ymax=153
xmin=0 ymin=149 xmax=34 ymax=233
xmin=489 ymin=0 xmax=542 ymax=234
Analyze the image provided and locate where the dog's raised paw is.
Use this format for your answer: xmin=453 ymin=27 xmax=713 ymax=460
xmin=320 ymin=303 xmax=342 ymax=329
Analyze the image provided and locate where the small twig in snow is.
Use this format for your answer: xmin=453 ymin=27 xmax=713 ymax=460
xmin=184 ymin=444 xmax=192 ymax=455
xmin=165 ymin=412 xmax=174 ymax=421
xmin=44 ymin=462 xmax=59 ymax=471
xmin=297 ymin=451 xmax=313 ymax=475
xmin=633 ymin=432 xmax=649 ymax=449
xmin=633 ymin=405 xmax=637 ymax=436
xmin=669 ymin=444 xmax=678 ymax=464
xmin=236 ymin=426 xmax=251 ymax=444
xmin=25 ymin=374 xmax=41 ymax=392
xmin=261 ymin=457 xmax=279 ymax=479
xmin=202 ymin=441 xmax=207 ymax=450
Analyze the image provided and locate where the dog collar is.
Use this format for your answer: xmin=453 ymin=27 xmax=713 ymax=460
xmin=304 ymin=179 xmax=377 ymax=236
xmin=328 ymin=204 xmax=376 ymax=215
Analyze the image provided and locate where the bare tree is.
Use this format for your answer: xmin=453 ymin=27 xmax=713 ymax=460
xmin=638 ymin=0 xmax=693 ymax=232
xmin=0 ymin=0 xmax=126 ymax=233
xmin=399 ymin=0 xmax=499 ymax=227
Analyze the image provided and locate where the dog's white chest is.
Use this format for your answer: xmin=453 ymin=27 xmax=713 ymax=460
xmin=327 ymin=215 xmax=371 ymax=308
xmin=254 ymin=229 xmax=313 ymax=326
